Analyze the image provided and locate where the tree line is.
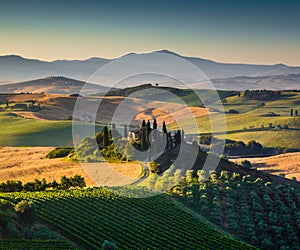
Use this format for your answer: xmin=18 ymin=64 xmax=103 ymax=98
xmin=135 ymin=119 xmax=183 ymax=152
xmin=291 ymin=109 xmax=298 ymax=116
xmin=0 ymin=174 xmax=86 ymax=193
xmin=244 ymin=90 xmax=281 ymax=101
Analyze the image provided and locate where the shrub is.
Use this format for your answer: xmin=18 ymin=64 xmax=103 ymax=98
xmin=102 ymin=240 xmax=118 ymax=250
xmin=240 ymin=160 xmax=252 ymax=169
xmin=15 ymin=200 xmax=36 ymax=226
xmin=149 ymin=161 xmax=160 ymax=173
xmin=46 ymin=147 xmax=74 ymax=159
xmin=227 ymin=109 xmax=239 ymax=114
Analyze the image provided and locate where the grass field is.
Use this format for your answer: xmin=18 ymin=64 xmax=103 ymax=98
xmin=0 ymin=147 xmax=142 ymax=186
xmin=222 ymin=130 xmax=300 ymax=149
xmin=0 ymin=113 xmax=73 ymax=146
xmin=168 ymin=92 xmax=300 ymax=149
xmin=216 ymin=92 xmax=300 ymax=115
xmin=169 ymin=113 xmax=300 ymax=133
xmin=0 ymin=113 xmax=103 ymax=146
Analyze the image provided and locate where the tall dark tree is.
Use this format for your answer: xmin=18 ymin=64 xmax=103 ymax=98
xmin=103 ymin=126 xmax=109 ymax=147
xmin=123 ymin=125 xmax=128 ymax=138
xmin=145 ymin=120 xmax=151 ymax=145
xmin=165 ymin=132 xmax=172 ymax=149
xmin=167 ymin=132 xmax=172 ymax=149
xmin=175 ymin=129 xmax=181 ymax=145
xmin=140 ymin=129 xmax=147 ymax=151
xmin=141 ymin=120 xmax=146 ymax=128
xmin=153 ymin=119 xmax=158 ymax=130
xmin=162 ymin=121 xmax=167 ymax=134
xmin=146 ymin=120 xmax=151 ymax=130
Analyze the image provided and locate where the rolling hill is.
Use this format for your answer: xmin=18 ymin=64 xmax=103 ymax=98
xmin=0 ymin=91 xmax=210 ymax=128
xmin=231 ymin=152 xmax=300 ymax=180
xmin=0 ymin=76 xmax=109 ymax=95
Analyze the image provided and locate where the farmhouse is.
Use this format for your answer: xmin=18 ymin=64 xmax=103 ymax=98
xmin=128 ymin=127 xmax=145 ymax=140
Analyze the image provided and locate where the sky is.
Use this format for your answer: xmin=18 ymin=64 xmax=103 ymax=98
xmin=0 ymin=0 xmax=299 ymax=65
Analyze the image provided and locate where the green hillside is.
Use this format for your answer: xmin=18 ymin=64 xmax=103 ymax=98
xmin=220 ymin=130 xmax=300 ymax=149
xmin=221 ymin=92 xmax=300 ymax=114
xmin=169 ymin=91 xmax=300 ymax=150
xmin=0 ymin=187 xmax=255 ymax=250
xmin=105 ymin=84 xmax=237 ymax=106
xmin=170 ymin=113 xmax=300 ymax=134
xmin=0 ymin=113 xmax=102 ymax=146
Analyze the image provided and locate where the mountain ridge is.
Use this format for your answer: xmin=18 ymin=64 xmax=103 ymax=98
xmin=1 ymin=51 xmax=297 ymax=67
xmin=1 ymin=50 xmax=300 ymax=90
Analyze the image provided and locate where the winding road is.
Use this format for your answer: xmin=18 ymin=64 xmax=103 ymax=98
xmin=131 ymin=162 xmax=150 ymax=185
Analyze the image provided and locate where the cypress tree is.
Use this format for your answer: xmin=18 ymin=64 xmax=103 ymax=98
xmin=162 ymin=121 xmax=167 ymax=134
xmin=140 ymin=129 xmax=147 ymax=151
xmin=141 ymin=120 xmax=146 ymax=128
xmin=103 ymin=126 xmax=109 ymax=147
xmin=153 ymin=119 xmax=157 ymax=130
xmin=168 ymin=132 xmax=172 ymax=149
xmin=146 ymin=120 xmax=151 ymax=146
xmin=146 ymin=120 xmax=151 ymax=130
xmin=175 ymin=129 xmax=181 ymax=145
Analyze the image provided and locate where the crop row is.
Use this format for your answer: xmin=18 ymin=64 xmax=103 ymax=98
xmin=0 ymin=187 xmax=254 ymax=250
xmin=0 ymin=239 xmax=75 ymax=249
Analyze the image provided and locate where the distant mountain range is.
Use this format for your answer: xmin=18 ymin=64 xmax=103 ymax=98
xmin=0 ymin=50 xmax=300 ymax=90
xmin=211 ymin=73 xmax=300 ymax=90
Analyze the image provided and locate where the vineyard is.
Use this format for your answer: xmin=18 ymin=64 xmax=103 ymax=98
xmin=0 ymin=240 xmax=75 ymax=249
xmin=170 ymin=170 xmax=300 ymax=249
xmin=0 ymin=187 xmax=254 ymax=250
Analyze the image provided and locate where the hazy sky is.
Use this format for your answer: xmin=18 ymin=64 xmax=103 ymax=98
xmin=0 ymin=0 xmax=299 ymax=65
